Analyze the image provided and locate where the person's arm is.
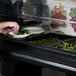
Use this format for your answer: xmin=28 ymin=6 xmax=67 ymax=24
xmin=0 ymin=21 xmax=19 ymax=35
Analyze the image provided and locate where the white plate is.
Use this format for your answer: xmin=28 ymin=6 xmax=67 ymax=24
xmin=23 ymin=27 xmax=44 ymax=34
xmin=8 ymin=27 xmax=44 ymax=39
xmin=8 ymin=31 xmax=31 ymax=38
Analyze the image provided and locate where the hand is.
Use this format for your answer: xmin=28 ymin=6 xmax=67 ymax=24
xmin=0 ymin=22 xmax=20 ymax=35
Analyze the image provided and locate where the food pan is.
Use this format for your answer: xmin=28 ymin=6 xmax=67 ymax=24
xmin=24 ymin=33 xmax=76 ymax=55
xmin=50 ymin=39 xmax=76 ymax=54
xmin=0 ymin=33 xmax=76 ymax=56
xmin=26 ymin=33 xmax=74 ymax=46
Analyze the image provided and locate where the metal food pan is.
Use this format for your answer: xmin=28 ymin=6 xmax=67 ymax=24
xmin=26 ymin=33 xmax=74 ymax=46
xmin=24 ymin=33 xmax=76 ymax=56
xmin=50 ymin=38 xmax=76 ymax=54
xmin=0 ymin=33 xmax=76 ymax=56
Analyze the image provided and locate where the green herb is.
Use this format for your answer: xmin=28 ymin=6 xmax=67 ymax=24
xmin=30 ymin=37 xmax=60 ymax=46
xmin=53 ymin=42 xmax=76 ymax=51
xmin=17 ymin=29 xmax=30 ymax=35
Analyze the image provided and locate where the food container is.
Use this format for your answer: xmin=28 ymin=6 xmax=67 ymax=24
xmin=51 ymin=39 xmax=76 ymax=54
xmin=24 ymin=33 xmax=76 ymax=56
xmin=26 ymin=33 xmax=73 ymax=44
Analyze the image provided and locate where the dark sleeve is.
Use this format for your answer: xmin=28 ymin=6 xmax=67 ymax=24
xmin=0 ymin=2 xmax=22 ymax=21
xmin=14 ymin=1 xmax=23 ymax=15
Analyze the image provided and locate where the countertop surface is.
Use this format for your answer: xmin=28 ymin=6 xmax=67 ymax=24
xmin=0 ymin=34 xmax=76 ymax=72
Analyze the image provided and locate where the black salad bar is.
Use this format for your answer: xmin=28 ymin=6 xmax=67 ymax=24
xmin=0 ymin=33 xmax=76 ymax=76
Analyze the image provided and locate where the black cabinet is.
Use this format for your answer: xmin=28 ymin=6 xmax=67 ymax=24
xmin=11 ymin=60 xmax=42 ymax=76
xmin=2 ymin=58 xmax=42 ymax=76
xmin=0 ymin=51 xmax=7 ymax=76
xmin=0 ymin=59 xmax=2 ymax=76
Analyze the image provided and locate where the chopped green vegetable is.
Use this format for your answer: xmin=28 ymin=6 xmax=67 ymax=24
xmin=30 ymin=36 xmax=76 ymax=52
xmin=30 ymin=37 xmax=60 ymax=46
xmin=53 ymin=41 xmax=76 ymax=51
xmin=17 ymin=29 xmax=30 ymax=35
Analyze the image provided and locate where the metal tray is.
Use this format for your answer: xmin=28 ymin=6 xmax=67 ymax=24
xmin=50 ymin=39 xmax=76 ymax=54
xmin=26 ymin=33 xmax=74 ymax=45
xmin=0 ymin=33 xmax=76 ymax=56
xmin=26 ymin=33 xmax=73 ymax=40
xmin=24 ymin=33 xmax=76 ymax=56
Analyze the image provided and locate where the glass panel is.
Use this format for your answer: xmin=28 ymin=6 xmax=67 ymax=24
xmin=22 ymin=0 xmax=49 ymax=20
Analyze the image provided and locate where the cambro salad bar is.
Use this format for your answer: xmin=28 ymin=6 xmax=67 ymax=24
xmin=0 ymin=30 xmax=76 ymax=75
xmin=1 ymin=0 xmax=76 ymax=76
